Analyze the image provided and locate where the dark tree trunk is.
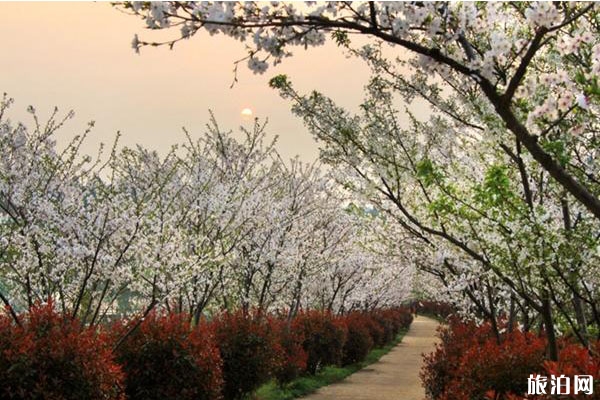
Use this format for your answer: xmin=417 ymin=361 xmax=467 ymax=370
xmin=541 ymin=296 xmax=559 ymax=361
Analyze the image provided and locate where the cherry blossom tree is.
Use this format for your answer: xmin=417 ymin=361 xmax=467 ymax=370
xmin=0 ymin=95 xmax=148 ymax=324
xmin=119 ymin=1 xmax=600 ymax=220
xmin=270 ymin=69 xmax=599 ymax=356
xmin=0 ymin=95 xmax=410 ymax=327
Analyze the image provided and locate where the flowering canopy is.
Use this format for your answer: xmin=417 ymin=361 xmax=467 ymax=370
xmin=120 ymin=1 xmax=600 ymax=220
xmin=0 ymin=95 xmax=411 ymax=324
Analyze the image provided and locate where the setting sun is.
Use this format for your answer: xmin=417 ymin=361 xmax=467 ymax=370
xmin=241 ymin=107 xmax=253 ymax=117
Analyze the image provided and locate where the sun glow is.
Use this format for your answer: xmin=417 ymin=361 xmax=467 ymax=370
xmin=241 ymin=108 xmax=253 ymax=117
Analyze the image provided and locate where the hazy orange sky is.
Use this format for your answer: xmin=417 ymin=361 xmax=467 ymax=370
xmin=0 ymin=2 xmax=377 ymax=162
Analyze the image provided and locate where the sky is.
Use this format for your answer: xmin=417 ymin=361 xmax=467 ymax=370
xmin=0 ymin=2 xmax=375 ymax=163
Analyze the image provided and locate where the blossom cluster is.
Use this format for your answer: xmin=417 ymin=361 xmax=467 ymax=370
xmin=0 ymin=97 xmax=412 ymax=321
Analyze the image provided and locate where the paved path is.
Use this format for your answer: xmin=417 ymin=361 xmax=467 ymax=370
xmin=301 ymin=316 xmax=439 ymax=400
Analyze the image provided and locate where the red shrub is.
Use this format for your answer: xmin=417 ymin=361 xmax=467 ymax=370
xmin=370 ymin=308 xmax=411 ymax=345
xmin=379 ymin=308 xmax=413 ymax=336
xmin=421 ymin=318 xmax=486 ymax=399
xmin=363 ymin=313 xmax=387 ymax=347
xmin=114 ymin=311 xmax=222 ymax=400
xmin=342 ymin=312 xmax=374 ymax=365
xmin=421 ymin=318 xmax=547 ymax=400
xmin=0 ymin=302 xmax=124 ymax=400
xmin=370 ymin=312 xmax=394 ymax=345
xmin=291 ymin=310 xmax=348 ymax=374
xmin=446 ymin=331 xmax=546 ymax=399
xmin=539 ymin=340 xmax=600 ymax=400
xmin=544 ymin=339 xmax=600 ymax=379
xmin=272 ymin=319 xmax=308 ymax=384
xmin=415 ymin=301 xmax=454 ymax=319
xmin=484 ymin=340 xmax=600 ymax=400
xmin=395 ymin=308 xmax=414 ymax=330
xmin=212 ymin=310 xmax=282 ymax=400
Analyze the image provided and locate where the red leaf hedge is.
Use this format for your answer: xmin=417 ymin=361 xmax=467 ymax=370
xmin=292 ymin=310 xmax=348 ymax=374
xmin=421 ymin=317 xmax=600 ymax=400
xmin=0 ymin=305 xmax=413 ymax=399
xmin=211 ymin=310 xmax=282 ymax=399
xmin=342 ymin=311 xmax=375 ymax=365
xmin=272 ymin=319 xmax=308 ymax=384
xmin=113 ymin=311 xmax=223 ymax=400
xmin=0 ymin=301 xmax=124 ymax=400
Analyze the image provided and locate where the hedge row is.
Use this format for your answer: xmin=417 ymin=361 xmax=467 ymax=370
xmin=0 ymin=303 xmax=413 ymax=400
xmin=420 ymin=317 xmax=600 ymax=400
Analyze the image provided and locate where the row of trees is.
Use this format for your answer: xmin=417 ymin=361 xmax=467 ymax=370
xmin=119 ymin=1 xmax=600 ymax=359
xmin=0 ymin=97 xmax=411 ymax=326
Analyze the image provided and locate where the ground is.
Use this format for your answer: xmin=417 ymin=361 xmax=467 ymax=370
xmin=301 ymin=316 xmax=439 ymax=400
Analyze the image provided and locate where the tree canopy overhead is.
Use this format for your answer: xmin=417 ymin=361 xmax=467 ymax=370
xmin=120 ymin=1 xmax=600 ymax=220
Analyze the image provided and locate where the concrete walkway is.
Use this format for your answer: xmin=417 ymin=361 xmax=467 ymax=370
xmin=301 ymin=316 xmax=439 ymax=400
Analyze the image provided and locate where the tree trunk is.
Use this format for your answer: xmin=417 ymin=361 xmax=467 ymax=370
xmin=508 ymin=294 xmax=516 ymax=333
xmin=572 ymin=293 xmax=589 ymax=347
xmin=541 ymin=296 xmax=559 ymax=361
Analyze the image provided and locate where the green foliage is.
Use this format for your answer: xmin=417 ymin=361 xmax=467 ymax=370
xmin=428 ymin=194 xmax=456 ymax=216
xmin=339 ymin=126 xmax=355 ymax=141
xmin=268 ymin=74 xmax=290 ymax=89
xmin=332 ymin=30 xmax=350 ymax=47
xmin=474 ymin=165 xmax=514 ymax=207
xmin=541 ymin=138 xmax=570 ymax=166
xmin=416 ymin=158 xmax=443 ymax=187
